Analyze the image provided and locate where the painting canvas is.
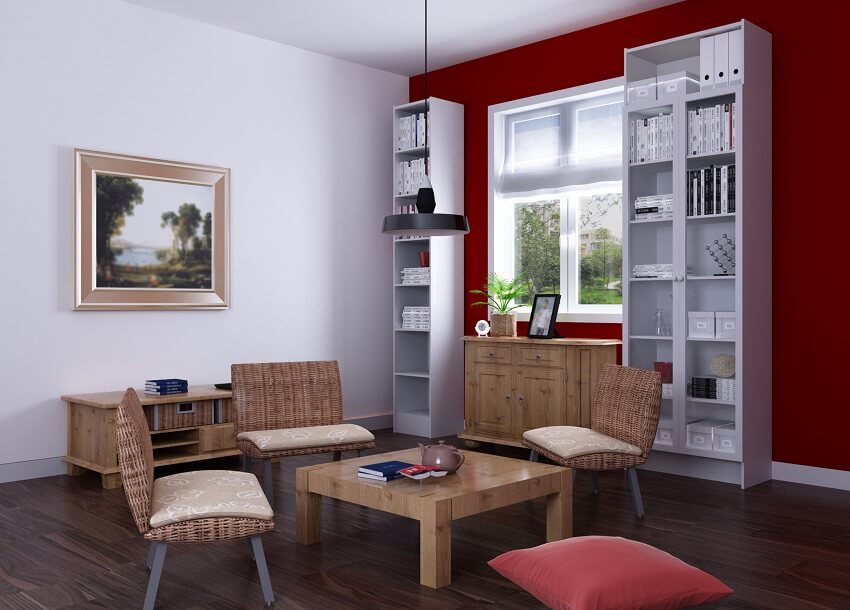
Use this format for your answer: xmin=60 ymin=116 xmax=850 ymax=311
xmin=76 ymin=150 xmax=229 ymax=310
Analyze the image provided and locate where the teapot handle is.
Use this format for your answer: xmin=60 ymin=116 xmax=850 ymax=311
xmin=457 ymin=452 xmax=465 ymax=467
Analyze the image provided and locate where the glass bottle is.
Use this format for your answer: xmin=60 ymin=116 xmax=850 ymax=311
xmin=654 ymin=309 xmax=665 ymax=336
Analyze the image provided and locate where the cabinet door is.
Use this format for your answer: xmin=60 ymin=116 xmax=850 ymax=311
xmin=465 ymin=363 xmax=514 ymax=437
xmin=565 ymin=345 xmax=618 ymax=427
xmin=515 ymin=367 xmax=565 ymax=433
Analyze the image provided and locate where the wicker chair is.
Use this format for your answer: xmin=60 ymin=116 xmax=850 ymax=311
xmin=116 ymin=389 xmax=275 ymax=610
xmin=522 ymin=364 xmax=662 ymax=518
xmin=231 ymin=361 xmax=376 ymax=508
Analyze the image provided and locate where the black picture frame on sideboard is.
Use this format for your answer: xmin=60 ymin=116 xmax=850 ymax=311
xmin=527 ymin=294 xmax=560 ymax=339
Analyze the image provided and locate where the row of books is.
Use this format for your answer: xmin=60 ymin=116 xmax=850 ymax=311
xmin=397 ymin=112 xmax=428 ymax=151
xmin=633 ymin=194 xmax=673 ymax=222
xmin=691 ymin=376 xmax=736 ymax=401
xmin=687 ymin=164 xmax=736 ymax=216
xmin=628 ymin=113 xmax=673 ymax=164
xmin=688 ymin=103 xmax=736 ymax=156
xmin=145 ymin=378 xmax=188 ymax=395
xmin=357 ymin=460 xmax=447 ymax=482
xmin=397 ymin=158 xmax=429 ymax=196
xmin=402 ymin=306 xmax=430 ymax=330
xmin=393 ymin=204 xmax=418 ymax=240
xmin=633 ymin=263 xmax=673 ymax=279
xmin=401 ymin=267 xmax=430 ymax=285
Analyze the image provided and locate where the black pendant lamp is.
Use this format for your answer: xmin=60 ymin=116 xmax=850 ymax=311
xmin=381 ymin=0 xmax=469 ymax=237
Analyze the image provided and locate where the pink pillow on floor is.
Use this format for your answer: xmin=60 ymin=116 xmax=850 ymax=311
xmin=489 ymin=536 xmax=732 ymax=610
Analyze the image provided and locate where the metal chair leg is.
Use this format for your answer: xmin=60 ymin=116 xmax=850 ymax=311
xmin=590 ymin=471 xmax=600 ymax=495
xmin=146 ymin=541 xmax=156 ymax=572
xmin=143 ymin=542 xmax=167 ymax=610
xmin=529 ymin=450 xmax=539 ymax=462
xmin=262 ymin=459 xmax=274 ymax=510
xmin=247 ymin=537 xmax=256 ymax=561
xmin=357 ymin=449 xmax=362 ymax=457
xmin=242 ymin=454 xmax=252 ymax=472
xmin=250 ymin=536 xmax=275 ymax=606
xmin=626 ymin=467 xmax=645 ymax=518
xmin=332 ymin=451 xmax=342 ymax=462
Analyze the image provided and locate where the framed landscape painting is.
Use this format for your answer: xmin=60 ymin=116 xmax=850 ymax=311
xmin=74 ymin=149 xmax=229 ymax=310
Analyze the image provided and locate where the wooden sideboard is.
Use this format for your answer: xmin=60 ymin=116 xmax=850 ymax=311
xmin=460 ymin=336 xmax=621 ymax=448
xmin=62 ymin=385 xmax=239 ymax=489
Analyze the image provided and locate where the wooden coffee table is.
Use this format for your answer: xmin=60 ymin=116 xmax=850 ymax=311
xmin=295 ymin=448 xmax=572 ymax=588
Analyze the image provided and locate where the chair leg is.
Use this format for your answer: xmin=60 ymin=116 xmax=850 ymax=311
xmin=146 ymin=541 xmax=156 ymax=571
xmin=332 ymin=451 xmax=341 ymax=462
xmin=626 ymin=467 xmax=645 ymax=518
xmin=590 ymin=471 xmax=600 ymax=495
xmin=529 ymin=450 xmax=539 ymax=462
xmin=247 ymin=537 xmax=256 ymax=561
xmin=357 ymin=449 xmax=362 ymax=457
xmin=250 ymin=536 xmax=275 ymax=606
xmin=262 ymin=459 xmax=274 ymax=511
xmin=143 ymin=541 xmax=167 ymax=610
xmin=243 ymin=454 xmax=252 ymax=472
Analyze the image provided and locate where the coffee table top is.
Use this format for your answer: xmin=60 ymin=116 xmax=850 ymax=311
xmin=297 ymin=448 xmax=568 ymax=520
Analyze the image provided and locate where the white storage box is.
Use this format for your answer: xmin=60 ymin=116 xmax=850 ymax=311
xmin=688 ymin=311 xmax=715 ymax=338
xmin=687 ymin=419 xmax=734 ymax=452
xmin=657 ymin=71 xmax=699 ymax=100
xmin=716 ymin=312 xmax=737 ymax=339
xmin=627 ymin=77 xmax=657 ymax=104
xmin=712 ymin=422 xmax=737 ymax=453
xmin=655 ymin=416 xmax=673 ymax=446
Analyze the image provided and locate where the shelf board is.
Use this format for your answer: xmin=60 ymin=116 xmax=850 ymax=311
xmin=680 ymin=446 xmax=741 ymax=462
xmin=687 ymin=397 xmax=736 ymax=405
xmin=685 ymin=86 xmax=740 ymax=104
xmin=629 ymin=158 xmax=673 ymax=168
xmin=394 ymin=193 xmax=418 ymax=199
xmin=394 ymin=283 xmax=430 ymax=287
xmin=687 ymin=275 xmax=735 ymax=280
xmin=630 ymin=217 xmax=672 ymax=225
xmin=630 ymin=277 xmax=673 ymax=282
xmin=625 ymin=98 xmax=675 ymax=113
xmin=687 ymin=336 xmax=736 ymax=342
xmin=395 ymin=371 xmax=430 ymax=379
xmin=153 ymin=448 xmax=241 ymax=468
xmin=394 ymin=237 xmax=430 ymax=243
xmin=397 ymin=408 xmax=430 ymax=418
xmin=630 ymin=335 xmax=673 ymax=340
xmin=687 ymin=150 xmax=735 ymax=162
xmin=394 ymin=145 xmax=429 ymax=156
xmin=152 ymin=439 xmax=199 ymax=450
xmin=686 ymin=212 xmax=736 ymax=221
xmin=395 ymin=328 xmax=430 ymax=332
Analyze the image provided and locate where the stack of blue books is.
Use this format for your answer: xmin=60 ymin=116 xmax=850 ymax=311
xmin=357 ymin=460 xmax=413 ymax=482
xmin=145 ymin=378 xmax=188 ymax=395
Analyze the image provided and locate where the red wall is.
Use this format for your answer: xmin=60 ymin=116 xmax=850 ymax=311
xmin=411 ymin=0 xmax=848 ymax=471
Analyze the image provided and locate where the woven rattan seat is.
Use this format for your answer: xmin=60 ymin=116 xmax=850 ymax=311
xmin=116 ymin=388 xmax=275 ymax=609
xmin=522 ymin=364 xmax=661 ymax=517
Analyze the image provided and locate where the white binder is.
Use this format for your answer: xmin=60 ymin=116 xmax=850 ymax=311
xmin=700 ymin=36 xmax=715 ymax=89
xmin=729 ymin=29 xmax=743 ymax=84
xmin=714 ymin=32 xmax=729 ymax=88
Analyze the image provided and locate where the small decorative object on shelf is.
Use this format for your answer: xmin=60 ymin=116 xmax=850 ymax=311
xmin=653 ymin=361 xmax=673 ymax=384
xmin=710 ymin=354 xmax=736 ymax=378
xmin=470 ymin=273 xmax=528 ymax=337
xmin=654 ymin=309 xmax=667 ymax=336
xmin=528 ymin=294 xmax=561 ymax=339
xmin=418 ymin=250 xmax=430 ymax=267
xmin=706 ymin=233 xmax=736 ymax=275
xmin=419 ymin=440 xmax=465 ymax=473
xmin=474 ymin=319 xmax=490 ymax=337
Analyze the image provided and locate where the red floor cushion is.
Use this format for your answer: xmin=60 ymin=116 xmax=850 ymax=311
xmin=489 ymin=536 xmax=732 ymax=610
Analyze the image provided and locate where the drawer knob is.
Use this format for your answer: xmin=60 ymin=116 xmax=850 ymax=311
xmin=535 ymin=353 xmax=541 ymax=360
xmin=505 ymin=394 xmax=511 ymax=400
xmin=518 ymin=395 xmax=525 ymax=401
xmin=489 ymin=352 xmax=495 ymax=359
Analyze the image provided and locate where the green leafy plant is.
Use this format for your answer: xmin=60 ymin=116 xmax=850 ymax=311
xmin=470 ymin=273 xmax=529 ymax=314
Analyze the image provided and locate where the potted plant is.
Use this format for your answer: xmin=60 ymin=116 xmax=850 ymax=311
xmin=470 ymin=273 xmax=529 ymax=337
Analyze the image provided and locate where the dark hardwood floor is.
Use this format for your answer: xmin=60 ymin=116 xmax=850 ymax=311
xmin=1 ymin=430 xmax=848 ymax=609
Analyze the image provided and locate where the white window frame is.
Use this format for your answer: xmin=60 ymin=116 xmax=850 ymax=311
xmin=488 ymin=77 xmax=624 ymax=324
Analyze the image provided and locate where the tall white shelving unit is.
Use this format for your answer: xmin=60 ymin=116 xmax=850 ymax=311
xmin=392 ymin=97 xmax=465 ymax=438
xmin=622 ymin=21 xmax=772 ymax=488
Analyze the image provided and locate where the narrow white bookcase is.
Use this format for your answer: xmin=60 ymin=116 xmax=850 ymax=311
xmin=622 ymin=21 xmax=772 ymax=488
xmin=392 ymin=97 xmax=465 ymax=438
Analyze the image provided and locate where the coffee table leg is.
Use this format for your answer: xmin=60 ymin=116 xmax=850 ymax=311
xmin=295 ymin=468 xmax=322 ymax=545
xmin=546 ymin=468 xmax=573 ymax=541
xmin=420 ymin=499 xmax=451 ymax=589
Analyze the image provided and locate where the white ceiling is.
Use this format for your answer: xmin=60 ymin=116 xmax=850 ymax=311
xmin=122 ymin=0 xmax=682 ymax=76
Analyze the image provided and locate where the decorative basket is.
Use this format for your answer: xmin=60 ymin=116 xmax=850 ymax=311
xmin=490 ymin=313 xmax=517 ymax=337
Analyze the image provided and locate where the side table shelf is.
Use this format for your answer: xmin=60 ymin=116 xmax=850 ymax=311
xmin=62 ymin=385 xmax=240 ymax=489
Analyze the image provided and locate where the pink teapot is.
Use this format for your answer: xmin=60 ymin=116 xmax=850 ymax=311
xmin=419 ymin=440 xmax=465 ymax=473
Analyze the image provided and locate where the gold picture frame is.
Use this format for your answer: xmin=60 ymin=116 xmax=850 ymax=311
xmin=74 ymin=149 xmax=230 ymax=310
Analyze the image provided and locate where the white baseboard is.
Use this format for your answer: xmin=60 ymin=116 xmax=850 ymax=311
xmin=345 ymin=413 xmax=393 ymax=431
xmin=0 ymin=457 xmax=66 ymax=484
xmin=771 ymin=462 xmax=850 ymax=491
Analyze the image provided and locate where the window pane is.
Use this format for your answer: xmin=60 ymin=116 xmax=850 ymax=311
xmin=576 ymin=101 xmax=623 ymax=161
xmin=512 ymin=114 xmax=560 ymax=172
xmin=514 ymin=199 xmax=560 ymax=306
xmin=578 ymin=190 xmax=622 ymax=304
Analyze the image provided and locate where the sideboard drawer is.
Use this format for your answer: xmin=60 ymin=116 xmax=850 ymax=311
xmin=473 ymin=343 xmax=511 ymax=364
xmin=146 ymin=400 xmax=214 ymax=431
xmin=514 ymin=345 xmax=564 ymax=368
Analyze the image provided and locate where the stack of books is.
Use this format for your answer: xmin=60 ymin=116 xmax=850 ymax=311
xmin=357 ymin=460 xmax=414 ymax=482
xmin=401 ymin=267 xmax=430 ymax=285
xmin=691 ymin=376 xmax=736 ymax=401
xmin=402 ymin=306 xmax=430 ymax=330
xmin=662 ymin=383 xmax=673 ymax=399
xmin=628 ymin=112 xmax=673 ymax=163
xmin=397 ymin=112 xmax=428 ymax=150
xmin=634 ymin=194 xmax=673 ymax=222
xmin=632 ymin=263 xmax=673 ymax=279
xmin=687 ymin=165 xmax=736 ymax=216
xmin=688 ymin=103 xmax=736 ymax=156
xmin=397 ymin=158 xmax=428 ymax=195
xmin=145 ymin=378 xmax=188 ymax=395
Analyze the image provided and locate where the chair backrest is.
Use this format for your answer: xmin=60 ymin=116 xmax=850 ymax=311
xmin=231 ymin=361 xmax=344 ymax=434
xmin=116 ymin=388 xmax=154 ymax=534
xmin=591 ymin=364 xmax=662 ymax=456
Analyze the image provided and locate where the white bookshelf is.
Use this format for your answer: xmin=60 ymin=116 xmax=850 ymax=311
xmin=622 ymin=20 xmax=771 ymax=488
xmin=392 ymin=97 xmax=465 ymax=438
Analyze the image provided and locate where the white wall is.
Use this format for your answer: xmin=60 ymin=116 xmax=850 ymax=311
xmin=0 ymin=0 xmax=406 ymax=467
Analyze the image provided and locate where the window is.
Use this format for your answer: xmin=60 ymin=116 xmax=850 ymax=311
xmin=490 ymin=78 xmax=623 ymax=321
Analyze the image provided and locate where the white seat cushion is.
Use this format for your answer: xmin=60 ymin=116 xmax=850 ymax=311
xmin=149 ymin=470 xmax=273 ymax=528
xmin=237 ymin=423 xmax=375 ymax=452
xmin=523 ymin=426 xmax=642 ymax=460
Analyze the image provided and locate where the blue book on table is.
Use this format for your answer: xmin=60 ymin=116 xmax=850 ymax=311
xmin=146 ymin=378 xmax=188 ymax=387
xmin=358 ymin=460 xmax=414 ymax=478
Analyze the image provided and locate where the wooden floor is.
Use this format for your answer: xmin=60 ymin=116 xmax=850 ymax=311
xmin=0 ymin=430 xmax=848 ymax=609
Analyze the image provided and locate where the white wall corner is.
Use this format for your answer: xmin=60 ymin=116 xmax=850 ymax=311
xmin=771 ymin=462 xmax=850 ymax=492
xmin=0 ymin=458 xmax=67 ymax=484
